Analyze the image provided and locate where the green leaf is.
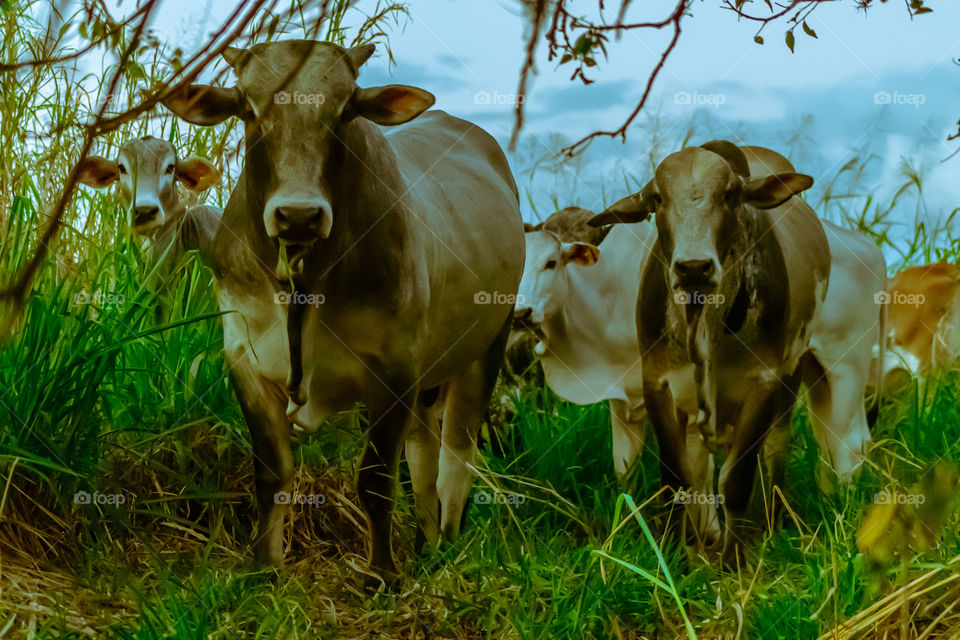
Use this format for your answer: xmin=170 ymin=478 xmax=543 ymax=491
xmin=573 ymin=34 xmax=592 ymax=55
xmin=802 ymin=21 xmax=817 ymax=38
xmin=785 ymin=30 xmax=795 ymax=53
xmin=754 ymin=35 xmax=764 ymax=45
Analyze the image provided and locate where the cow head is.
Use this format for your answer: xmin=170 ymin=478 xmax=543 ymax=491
xmin=515 ymin=228 xmax=599 ymax=327
xmin=162 ymin=40 xmax=435 ymax=272
xmin=77 ymin=137 xmax=219 ymax=235
xmin=590 ymin=141 xmax=812 ymax=322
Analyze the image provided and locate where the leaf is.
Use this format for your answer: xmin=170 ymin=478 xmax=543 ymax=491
xmin=573 ymin=34 xmax=592 ymax=55
xmin=914 ymin=6 xmax=933 ymax=13
xmin=785 ymin=30 xmax=795 ymax=53
xmin=584 ymin=56 xmax=597 ymax=67
xmin=560 ymin=53 xmax=572 ymax=64
xmin=754 ymin=35 xmax=764 ymax=45
xmin=802 ymin=21 xmax=817 ymax=38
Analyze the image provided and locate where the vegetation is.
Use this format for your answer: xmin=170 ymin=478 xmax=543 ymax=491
xmin=1 ymin=1 xmax=959 ymax=638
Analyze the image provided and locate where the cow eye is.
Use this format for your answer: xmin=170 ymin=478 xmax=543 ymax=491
xmin=165 ymin=164 xmax=175 ymax=174
xmin=544 ymin=260 xmax=557 ymax=270
xmin=117 ymin=164 xmax=127 ymax=175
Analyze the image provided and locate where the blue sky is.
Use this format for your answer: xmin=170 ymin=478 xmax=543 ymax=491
xmin=141 ymin=0 xmax=960 ymax=255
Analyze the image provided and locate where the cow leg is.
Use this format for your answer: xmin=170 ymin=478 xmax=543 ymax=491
xmin=360 ymin=376 xmax=416 ymax=582
xmin=609 ymin=398 xmax=645 ymax=477
xmin=642 ymin=380 xmax=688 ymax=493
xmin=760 ymin=373 xmax=801 ymax=528
xmin=231 ymin=365 xmax=294 ymax=567
xmin=438 ymin=323 xmax=508 ymax=540
xmin=405 ymin=393 xmax=442 ymax=549
xmin=803 ymin=355 xmax=871 ymax=494
xmin=718 ymin=382 xmax=786 ymax=566
xmin=684 ymin=417 xmax=720 ymax=550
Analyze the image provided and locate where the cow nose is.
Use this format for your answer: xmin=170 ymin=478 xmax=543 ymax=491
xmin=673 ymin=259 xmax=716 ymax=283
xmin=133 ymin=205 xmax=160 ymax=225
xmin=274 ymin=205 xmax=329 ymax=241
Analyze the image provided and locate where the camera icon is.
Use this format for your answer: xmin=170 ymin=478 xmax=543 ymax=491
xmin=74 ymin=491 xmax=91 ymax=505
xmin=274 ymin=91 xmax=291 ymax=105
xmin=274 ymin=291 xmax=291 ymax=304
xmin=674 ymin=91 xmax=691 ymax=105
xmin=474 ymin=491 xmax=492 ymax=505
xmin=674 ymin=489 xmax=691 ymax=504
xmin=874 ymin=91 xmax=891 ymax=105
xmin=74 ymin=291 xmax=90 ymax=304
xmin=874 ymin=291 xmax=891 ymax=305
xmin=874 ymin=491 xmax=890 ymax=504
xmin=474 ymin=91 xmax=491 ymax=105
xmin=274 ymin=491 xmax=291 ymax=505
xmin=474 ymin=291 xmax=491 ymax=304
xmin=674 ymin=291 xmax=690 ymax=305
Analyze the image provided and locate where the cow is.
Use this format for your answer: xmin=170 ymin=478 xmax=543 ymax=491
xmin=76 ymin=136 xmax=221 ymax=315
xmin=588 ymin=140 xmax=882 ymax=561
xmin=160 ymin=40 xmax=525 ymax=583
xmin=874 ymin=261 xmax=960 ymax=395
xmin=514 ymin=208 xmax=654 ymax=477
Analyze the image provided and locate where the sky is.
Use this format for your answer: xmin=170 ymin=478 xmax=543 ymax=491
xmin=76 ymin=0 xmax=960 ymax=258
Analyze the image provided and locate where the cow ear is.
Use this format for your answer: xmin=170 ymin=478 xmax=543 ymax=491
xmin=562 ymin=242 xmax=599 ymax=266
xmin=163 ymin=85 xmax=241 ymax=126
xmin=77 ymin=156 xmax=119 ymax=188
xmin=175 ymin=157 xmax=220 ymax=192
xmin=523 ymin=222 xmax=538 ymax=233
xmin=743 ymin=173 xmax=813 ymax=209
xmin=588 ymin=182 xmax=658 ymax=227
xmin=349 ymin=85 xmax=435 ymax=126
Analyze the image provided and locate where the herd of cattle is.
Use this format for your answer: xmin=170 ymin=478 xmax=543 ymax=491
xmin=70 ymin=40 xmax=960 ymax=582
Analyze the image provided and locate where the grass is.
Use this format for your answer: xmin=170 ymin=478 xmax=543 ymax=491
xmin=2 ymin=0 xmax=960 ymax=638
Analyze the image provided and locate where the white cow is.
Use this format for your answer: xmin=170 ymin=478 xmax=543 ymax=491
xmin=515 ymin=208 xmax=655 ymax=476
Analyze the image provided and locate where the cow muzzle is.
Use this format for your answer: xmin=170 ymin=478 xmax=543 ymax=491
xmin=271 ymin=203 xmax=332 ymax=243
xmin=131 ymin=204 xmax=164 ymax=235
xmin=265 ymin=196 xmax=333 ymax=279
xmin=672 ymin=258 xmax=717 ymax=288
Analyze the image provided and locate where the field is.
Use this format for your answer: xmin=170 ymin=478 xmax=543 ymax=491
xmin=2 ymin=1 xmax=960 ymax=638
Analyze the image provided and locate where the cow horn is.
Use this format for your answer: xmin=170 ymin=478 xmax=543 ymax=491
xmin=700 ymin=140 xmax=751 ymax=178
xmin=346 ymin=43 xmax=376 ymax=69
